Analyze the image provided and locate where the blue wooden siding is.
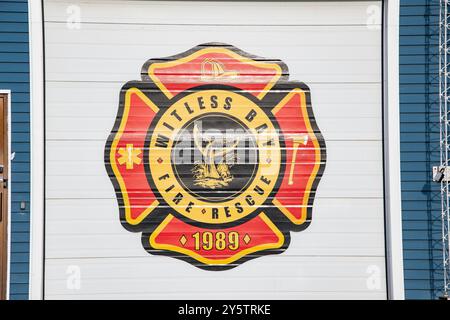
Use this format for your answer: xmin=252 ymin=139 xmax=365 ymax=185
xmin=400 ymin=0 xmax=444 ymax=299
xmin=0 ymin=0 xmax=30 ymax=300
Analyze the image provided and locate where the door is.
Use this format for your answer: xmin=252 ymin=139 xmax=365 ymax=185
xmin=43 ymin=0 xmax=385 ymax=299
xmin=0 ymin=93 xmax=8 ymax=300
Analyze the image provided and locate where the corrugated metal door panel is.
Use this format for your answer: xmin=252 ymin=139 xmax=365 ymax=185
xmin=43 ymin=0 xmax=385 ymax=299
xmin=45 ymin=0 xmax=378 ymax=25
xmin=44 ymin=27 xmax=380 ymax=85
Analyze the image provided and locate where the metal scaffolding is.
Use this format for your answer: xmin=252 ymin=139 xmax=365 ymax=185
xmin=439 ymin=0 xmax=450 ymax=299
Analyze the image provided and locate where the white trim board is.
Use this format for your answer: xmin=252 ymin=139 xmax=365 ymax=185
xmin=28 ymin=0 xmax=45 ymax=300
xmin=383 ymin=0 xmax=405 ymax=300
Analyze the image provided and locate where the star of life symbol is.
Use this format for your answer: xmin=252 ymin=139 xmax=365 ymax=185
xmin=117 ymin=144 xmax=142 ymax=170
xmin=105 ymin=43 xmax=326 ymax=270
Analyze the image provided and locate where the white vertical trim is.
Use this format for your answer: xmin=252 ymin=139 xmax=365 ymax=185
xmin=28 ymin=0 xmax=45 ymax=300
xmin=0 ymin=90 xmax=12 ymax=300
xmin=384 ymin=0 xmax=405 ymax=300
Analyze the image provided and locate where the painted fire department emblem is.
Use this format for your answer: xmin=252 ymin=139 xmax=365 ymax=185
xmin=105 ymin=43 xmax=326 ymax=270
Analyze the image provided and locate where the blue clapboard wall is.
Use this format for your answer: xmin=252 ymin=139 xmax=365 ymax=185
xmin=0 ymin=0 xmax=31 ymax=300
xmin=400 ymin=0 xmax=443 ymax=299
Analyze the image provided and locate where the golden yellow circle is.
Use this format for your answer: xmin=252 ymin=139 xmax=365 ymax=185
xmin=149 ymin=90 xmax=281 ymax=225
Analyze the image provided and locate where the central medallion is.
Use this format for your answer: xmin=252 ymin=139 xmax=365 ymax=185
xmin=148 ymin=89 xmax=281 ymax=226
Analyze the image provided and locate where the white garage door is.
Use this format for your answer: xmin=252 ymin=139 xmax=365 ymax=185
xmin=43 ymin=0 xmax=385 ymax=299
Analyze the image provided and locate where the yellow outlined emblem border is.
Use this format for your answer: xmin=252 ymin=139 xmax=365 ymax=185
xmin=106 ymin=43 xmax=326 ymax=269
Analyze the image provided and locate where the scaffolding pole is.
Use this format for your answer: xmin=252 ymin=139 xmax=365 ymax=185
xmin=439 ymin=0 xmax=450 ymax=299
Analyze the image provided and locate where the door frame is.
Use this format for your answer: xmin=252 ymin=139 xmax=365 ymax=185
xmin=0 ymin=90 xmax=12 ymax=300
xmin=29 ymin=0 xmax=404 ymax=300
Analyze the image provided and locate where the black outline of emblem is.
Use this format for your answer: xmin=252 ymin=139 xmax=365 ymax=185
xmin=105 ymin=43 xmax=327 ymax=270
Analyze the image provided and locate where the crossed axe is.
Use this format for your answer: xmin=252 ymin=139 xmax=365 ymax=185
xmin=288 ymin=134 xmax=309 ymax=185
